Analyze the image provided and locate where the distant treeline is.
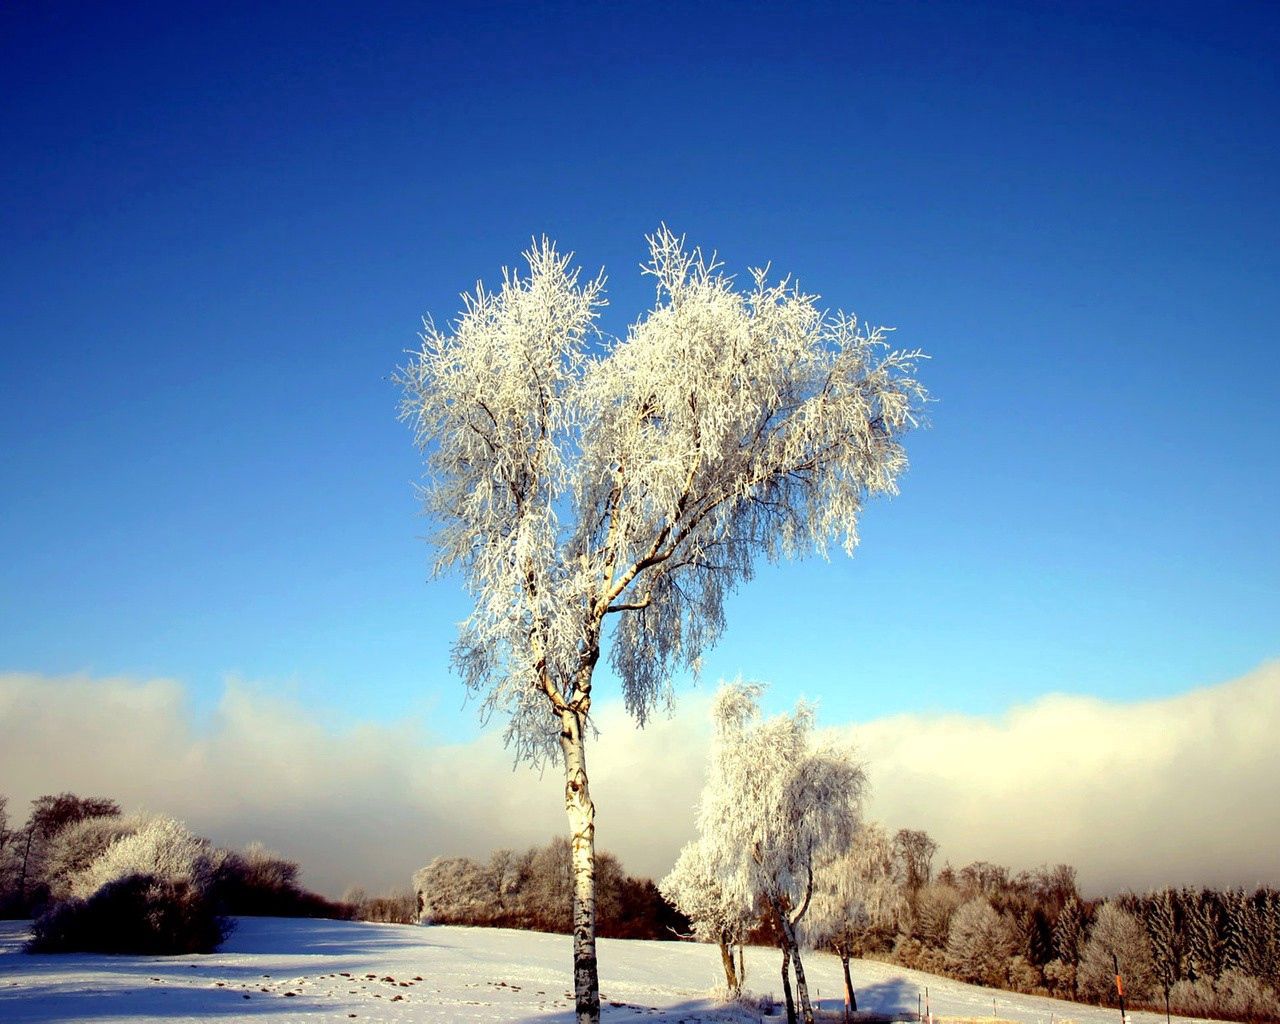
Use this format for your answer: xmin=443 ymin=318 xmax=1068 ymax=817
xmin=413 ymin=836 xmax=690 ymax=941
xmin=839 ymin=830 xmax=1279 ymax=1024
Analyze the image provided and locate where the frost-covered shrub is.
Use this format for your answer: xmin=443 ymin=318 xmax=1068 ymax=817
xmin=1043 ymin=957 xmax=1076 ymax=997
xmin=414 ymin=855 xmax=500 ymax=925
xmin=892 ymin=935 xmax=948 ymax=975
xmin=29 ymin=817 xmax=229 ymax=954
xmin=1006 ymin=954 xmax=1043 ymax=994
xmin=28 ymin=875 xmax=229 ymax=954
xmin=1211 ymin=971 xmax=1280 ymax=1022
xmin=42 ymin=814 xmax=144 ymax=901
xmin=1166 ymin=971 xmax=1280 ymax=1023
xmin=71 ymin=817 xmax=217 ymax=901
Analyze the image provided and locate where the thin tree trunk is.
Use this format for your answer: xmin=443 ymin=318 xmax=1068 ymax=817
xmin=841 ymin=949 xmax=857 ymax=1013
xmin=718 ymin=935 xmax=740 ymax=996
xmin=780 ymin=915 xmax=815 ymax=1024
xmin=781 ymin=943 xmax=797 ymax=1024
xmin=17 ymin=827 xmax=35 ymax=905
xmin=559 ymin=708 xmax=600 ymax=1024
xmin=738 ymin=943 xmax=746 ymax=988
xmin=791 ymin=942 xmax=815 ymax=1024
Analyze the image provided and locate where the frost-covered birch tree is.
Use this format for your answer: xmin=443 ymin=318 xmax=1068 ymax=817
xmin=398 ymin=229 xmax=927 ymax=1024
xmin=802 ymin=821 xmax=903 ymax=1014
xmin=699 ymin=682 xmax=865 ymax=1024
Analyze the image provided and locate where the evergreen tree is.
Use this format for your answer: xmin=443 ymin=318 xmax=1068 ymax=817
xmin=1182 ymin=888 xmax=1221 ymax=981
xmin=1222 ymin=888 xmax=1255 ymax=975
xmin=1261 ymin=888 xmax=1280 ymax=986
xmin=1145 ymin=888 xmax=1179 ymax=1018
xmin=1055 ymin=896 xmax=1084 ymax=967
xmin=1015 ymin=906 xmax=1052 ymax=966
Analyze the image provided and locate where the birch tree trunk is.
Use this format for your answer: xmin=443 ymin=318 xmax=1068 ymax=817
xmin=781 ymin=944 xmax=797 ymax=1024
xmin=780 ymin=915 xmax=816 ymax=1024
xmin=840 ymin=948 xmax=857 ymax=1013
xmin=559 ymin=707 xmax=600 ymax=1024
xmin=718 ymin=935 xmax=740 ymax=996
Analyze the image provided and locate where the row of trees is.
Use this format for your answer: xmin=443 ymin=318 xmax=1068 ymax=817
xmin=873 ymin=848 xmax=1280 ymax=1022
xmin=413 ymin=836 xmax=688 ymax=940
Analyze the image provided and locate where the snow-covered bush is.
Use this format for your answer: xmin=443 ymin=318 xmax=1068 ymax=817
xmin=28 ymin=817 xmax=229 ymax=954
xmin=41 ymin=813 xmax=144 ymax=901
xmin=1042 ymin=957 xmax=1076 ymax=997
xmin=1168 ymin=971 xmax=1280 ymax=1023
xmin=892 ymin=935 xmax=949 ymax=976
xmin=1006 ymin=954 xmax=1043 ymax=994
xmin=70 ymin=817 xmax=218 ymax=900
xmin=28 ymin=873 xmax=229 ymax=954
xmin=414 ymin=855 xmax=500 ymax=925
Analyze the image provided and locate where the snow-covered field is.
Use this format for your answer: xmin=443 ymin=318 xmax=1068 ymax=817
xmin=0 ymin=917 xmax=1214 ymax=1024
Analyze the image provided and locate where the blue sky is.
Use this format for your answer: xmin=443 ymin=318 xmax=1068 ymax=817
xmin=2 ymin=1 xmax=1277 ymax=744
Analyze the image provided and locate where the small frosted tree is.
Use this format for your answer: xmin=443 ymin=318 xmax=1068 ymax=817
xmin=699 ymin=682 xmax=865 ymax=1024
xmin=802 ymin=821 xmax=902 ymax=1014
xmin=398 ymin=229 xmax=927 ymax=1023
xmin=947 ymin=896 xmax=1015 ymax=986
xmin=1079 ymin=902 xmax=1156 ymax=1002
xmin=660 ymin=838 xmax=753 ymax=996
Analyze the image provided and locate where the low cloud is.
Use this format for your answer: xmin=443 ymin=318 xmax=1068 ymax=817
xmin=843 ymin=660 xmax=1280 ymax=894
xmin=1 ymin=662 xmax=1277 ymax=896
xmin=0 ymin=672 xmax=707 ymax=895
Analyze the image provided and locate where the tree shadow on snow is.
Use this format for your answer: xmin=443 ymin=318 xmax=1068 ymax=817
xmin=850 ymin=977 xmax=923 ymax=1016
xmin=515 ymin=996 xmax=762 ymax=1023
xmin=0 ymin=916 xmax=454 ymax=1020
xmin=0 ymin=981 xmax=337 ymax=1022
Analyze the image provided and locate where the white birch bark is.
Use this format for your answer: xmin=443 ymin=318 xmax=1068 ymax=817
xmin=559 ymin=707 xmax=599 ymax=1024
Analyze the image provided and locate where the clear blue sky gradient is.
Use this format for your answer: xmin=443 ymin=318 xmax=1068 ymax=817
xmin=2 ymin=2 xmax=1277 ymax=740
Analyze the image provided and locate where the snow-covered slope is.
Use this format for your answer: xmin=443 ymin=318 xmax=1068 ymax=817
xmin=0 ymin=917 xmax=1214 ymax=1023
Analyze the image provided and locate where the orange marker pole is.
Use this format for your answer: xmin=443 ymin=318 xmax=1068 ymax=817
xmin=1112 ymin=953 xmax=1127 ymax=1024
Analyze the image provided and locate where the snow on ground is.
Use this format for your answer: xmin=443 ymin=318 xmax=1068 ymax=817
xmin=0 ymin=917 xmax=1216 ymax=1024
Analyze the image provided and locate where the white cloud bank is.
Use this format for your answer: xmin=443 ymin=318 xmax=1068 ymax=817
xmin=1 ymin=662 xmax=1277 ymax=896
